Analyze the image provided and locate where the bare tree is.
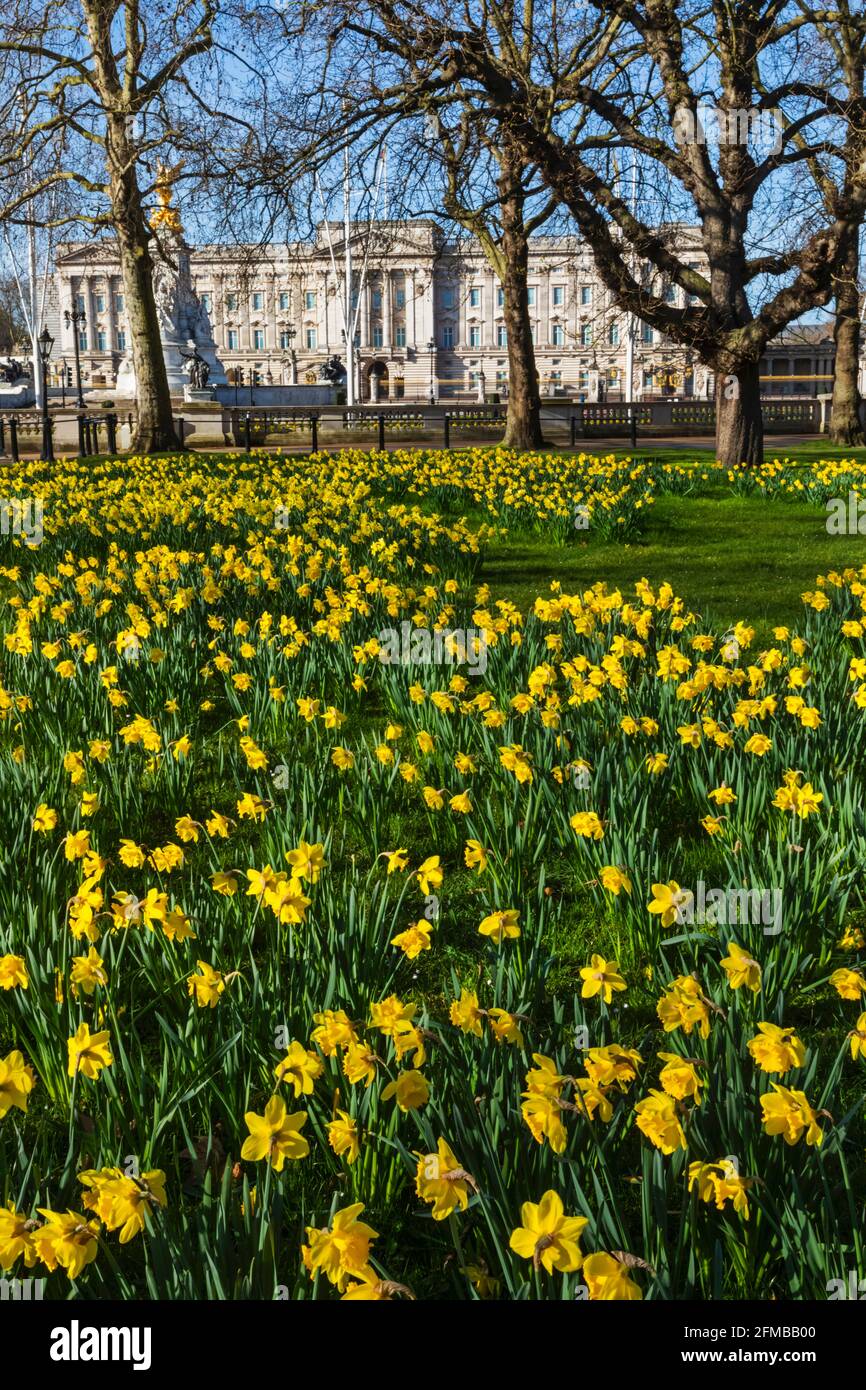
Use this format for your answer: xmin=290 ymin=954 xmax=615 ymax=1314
xmin=0 ymin=0 xmax=219 ymax=451
xmin=316 ymin=0 xmax=864 ymax=466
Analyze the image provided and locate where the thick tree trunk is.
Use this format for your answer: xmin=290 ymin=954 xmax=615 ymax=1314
xmin=830 ymin=228 xmax=864 ymax=445
xmin=84 ymin=0 xmax=180 ymax=457
xmin=499 ymin=162 xmax=544 ymax=450
xmin=111 ymin=159 xmax=180 ymax=455
xmin=714 ymin=359 xmax=763 ymax=467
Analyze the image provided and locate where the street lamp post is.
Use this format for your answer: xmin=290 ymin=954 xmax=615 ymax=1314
xmin=64 ymin=306 xmax=86 ymax=409
xmin=427 ymin=338 xmax=435 ymax=404
xmin=38 ymin=326 xmax=55 ymax=462
xmin=286 ymin=325 xmax=297 ymax=384
xmin=59 ymin=358 xmax=67 ymax=409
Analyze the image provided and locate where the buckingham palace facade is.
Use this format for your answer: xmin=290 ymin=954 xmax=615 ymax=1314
xmin=48 ymin=220 xmax=836 ymax=402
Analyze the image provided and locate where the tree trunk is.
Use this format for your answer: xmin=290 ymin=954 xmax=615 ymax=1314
xmin=111 ymin=160 xmax=181 ymax=455
xmin=714 ymin=359 xmax=763 ymax=467
xmin=83 ymin=0 xmax=180 ymax=457
xmin=829 ymin=228 xmax=864 ymax=445
xmin=499 ymin=165 xmax=544 ymax=449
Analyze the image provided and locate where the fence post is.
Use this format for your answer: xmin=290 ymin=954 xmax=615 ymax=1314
xmin=570 ymin=414 xmax=577 ymax=448
xmin=77 ymin=414 xmax=86 ymax=458
xmin=377 ymin=411 xmax=385 ymax=451
xmin=629 ymin=405 xmax=637 ymax=449
xmin=443 ymin=412 xmax=450 ymax=448
xmin=244 ymin=413 xmax=251 ymax=453
xmin=9 ymin=415 xmax=18 ymax=462
xmin=310 ymin=413 xmax=318 ymax=453
xmin=0 ymin=418 xmax=5 ymax=455
xmin=106 ymin=412 xmax=117 ymax=454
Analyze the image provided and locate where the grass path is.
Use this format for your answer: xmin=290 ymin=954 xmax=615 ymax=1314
xmin=482 ymin=487 xmax=866 ymax=632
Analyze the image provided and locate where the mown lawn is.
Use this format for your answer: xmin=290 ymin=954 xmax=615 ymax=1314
xmin=483 ymin=485 xmax=866 ymax=634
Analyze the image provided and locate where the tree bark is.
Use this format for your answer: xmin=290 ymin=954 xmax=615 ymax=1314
xmin=829 ymin=227 xmax=864 ymax=446
xmin=112 ymin=171 xmax=180 ymax=454
xmin=498 ymin=165 xmax=544 ymax=449
xmin=714 ymin=358 xmax=763 ymax=467
xmin=84 ymin=0 xmax=181 ymax=455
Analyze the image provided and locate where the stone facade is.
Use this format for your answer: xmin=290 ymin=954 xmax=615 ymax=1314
xmin=49 ymin=221 xmax=837 ymax=402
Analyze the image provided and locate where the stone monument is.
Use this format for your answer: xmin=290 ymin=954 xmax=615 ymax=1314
xmin=114 ymin=164 xmax=227 ymax=399
xmin=0 ymin=357 xmax=35 ymax=408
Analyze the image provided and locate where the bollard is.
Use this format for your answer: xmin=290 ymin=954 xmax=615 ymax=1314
xmin=106 ymin=413 xmax=117 ymax=454
xmin=310 ymin=413 xmax=318 ymax=453
xmin=177 ymin=417 xmax=185 ymax=447
xmin=244 ymin=413 xmax=251 ymax=453
xmin=443 ymin=412 xmax=450 ymax=449
xmin=629 ymin=406 xmax=637 ymax=449
xmin=570 ymin=414 xmax=577 ymax=448
xmin=77 ymin=414 xmax=86 ymax=458
xmin=377 ymin=411 xmax=385 ymax=451
xmin=9 ymin=415 xmax=19 ymax=462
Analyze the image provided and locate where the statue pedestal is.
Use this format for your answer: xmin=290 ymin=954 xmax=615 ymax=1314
xmin=182 ymin=386 xmax=216 ymax=404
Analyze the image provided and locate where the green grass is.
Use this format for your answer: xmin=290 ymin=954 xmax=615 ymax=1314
xmin=564 ymin=441 xmax=866 ymax=468
xmin=482 ymin=488 xmax=866 ymax=633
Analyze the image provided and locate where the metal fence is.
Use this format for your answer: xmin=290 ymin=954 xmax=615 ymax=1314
xmin=0 ymin=396 xmax=827 ymax=461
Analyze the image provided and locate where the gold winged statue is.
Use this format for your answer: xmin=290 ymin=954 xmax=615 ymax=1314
xmin=149 ymin=162 xmax=184 ymax=236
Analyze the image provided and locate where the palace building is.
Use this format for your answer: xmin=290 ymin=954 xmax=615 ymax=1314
xmin=48 ymin=220 xmax=837 ymax=402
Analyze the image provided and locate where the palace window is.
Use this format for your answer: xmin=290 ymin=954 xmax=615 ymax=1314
xmin=469 ymin=286 xmax=481 ymax=307
xmin=252 ymin=292 xmax=264 ymax=310
xmin=552 ymin=324 xmax=566 ymax=346
xmin=469 ymin=326 xmax=481 ymax=347
xmin=527 ymin=287 xmax=536 ymax=306
xmin=305 ymin=327 xmax=317 ymax=349
xmin=372 ymin=325 xmax=383 ymax=347
xmin=442 ymin=325 xmax=454 ymax=348
xmin=496 ymin=325 xmax=507 ymax=347
xmin=394 ymin=325 xmax=406 ymax=347
xmin=115 ymin=293 xmax=125 ymax=313
xmin=253 ymin=329 xmax=265 ymax=350
xmin=227 ymin=329 xmax=239 ymax=349
xmin=608 ymin=322 xmax=620 ymax=346
xmin=305 ymin=290 xmax=317 ymax=310
xmin=552 ymin=285 xmax=565 ymax=306
xmin=117 ymin=330 xmax=126 ymax=351
xmin=279 ymin=291 xmax=289 ymax=311
xmin=226 ymin=292 xmax=238 ymax=311
xmin=579 ymin=324 xmax=592 ymax=346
